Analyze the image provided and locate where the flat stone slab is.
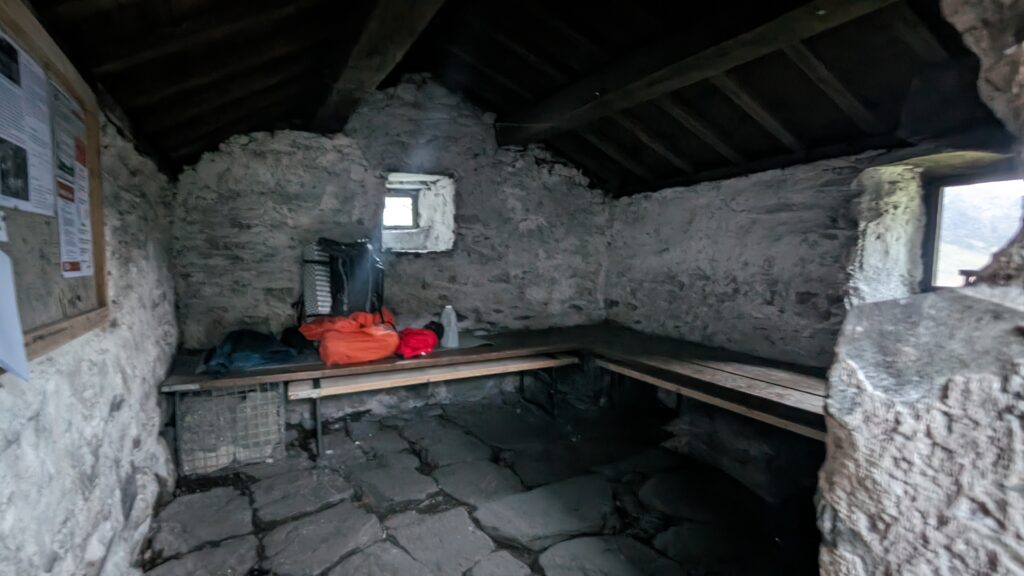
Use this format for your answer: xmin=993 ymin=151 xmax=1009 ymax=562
xmin=386 ymin=507 xmax=494 ymax=575
xmin=150 ymin=487 xmax=252 ymax=558
xmin=326 ymin=542 xmax=428 ymax=576
xmin=594 ymin=448 xmax=686 ymax=480
xmin=469 ymin=551 xmax=531 ymax=576
xmin=321 ymin=430 xmax=369 ymax=473
xmin=237 ymin=453 xmax=315 ymax=481
xmin=351 ymin=454 xmax=438 ymax=512
xmin=539 ymin=536 xmax=686 ymax=576
xmin=444 ymin=403 xmax=561 ymax=449
xmin=262 ymin=502 xmax=382 ymax=576
xmin=639 ymin=468 xmax=755 ymax=523
xmin=346 ymin=419 xmax=382 ymax=440
xmin=356 ymin=428 xmax=409 ymax=455
xmin=653 ymin=523 xmax=735 ymax=565
xmin=473 ymin=474 xmax=614 ymax=550
xmin=251 ymin=468 xmax=353 ymax=525
xmin=433 ymin=460 xmax=524 ymax=506
xmin=146 ymin=535 xmax=258 ymax=576
xmin=402 ymin=418 xmax=493 ymax=467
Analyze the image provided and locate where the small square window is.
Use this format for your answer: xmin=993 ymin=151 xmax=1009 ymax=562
xmin=381 ymin=173 xmax=455 ymax=253
xmin=383 ymin=195 xmax=416 ymax=228
xmin=928 ymin=178 xmax=1024 ymax=288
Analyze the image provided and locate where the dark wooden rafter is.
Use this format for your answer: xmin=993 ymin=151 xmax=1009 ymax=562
xmin=782 ymin=41 xmax=886 ymax=134
xmin=610 ymin=113 xmax=694 ymax=173
xmin=620 ymin=134 xmax=906 ymax=196
xmin=497 ymin=0 xmax=898 ymax=144
xmin=161 ymin=83 xmax=310 ymax=148
xmin=887 ymin=2 xmax=948 ymax=63
xmin=653 ymin=97 xmax=746 ymax=163
xmin=140 ymin=65 xmax=318 ymax=132
xmin=443 ymin=44 xmax=536 ymax=101
xmin=127 ymin=32 xmax=331 ymax=109
xmin=44 ymin=0 xmax=144 ymax=20
xmin=312 ymin=0 xmax=447 ymax=130
xmin=579 ymin=129 xmax=657 ymax=182
xmin=710 ymin=73 xmax=803 ymax=151
xmin=166 ymin=96 xmax=315 ymax=160
xmin=94 ymin=0 xmax=323 ymax=75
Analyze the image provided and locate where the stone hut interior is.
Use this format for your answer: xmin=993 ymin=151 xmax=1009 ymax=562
xmin=0 ymin=0 xmax=1021 ymax=575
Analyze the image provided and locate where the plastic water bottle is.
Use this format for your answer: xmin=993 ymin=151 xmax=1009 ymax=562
xmin=440 ymin=305 xmax=459 ymax=348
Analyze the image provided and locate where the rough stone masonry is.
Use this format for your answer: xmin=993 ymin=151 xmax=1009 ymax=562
xmin=814 ymin=2 xmax=1024 ymax=574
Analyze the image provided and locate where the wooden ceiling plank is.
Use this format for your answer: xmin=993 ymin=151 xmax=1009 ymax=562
xmin=490 ymin=29 xmax=569 ymax=84
xmin=654 ymin=97 xmax=746 ymax=164
xmin=783 ymin=41 xmax=886 ymax=134
xmin=165 ymin=96 xmax=314 ymax=160
xmin=887 ymin=2 xmax=948 ymax=63
xmin=497 ymin=0 xmax=898 ymax=144
xmin=126 ymin=32 xmax=329 ymax=108
xmin=579 ymin=129 xmax=657 ymax=182
xmin=140 ymin=65 xmax=317 ymax=132
xmin=94 ymin=0 xmax=322 ymax=75
xmin=312 ymin=0 xmax=447 ymax=130
xmin=159 ymin=83 xmax=309 ymax=146
xmin=624 ymin=134 xmax=906 ymax=195
xmin=443 ymin=45 xmax=536 ymax=102
xmin=611 ymin=113 xmax=694 ymax=173
xmin=711 ymin=73 xmax=803 ymax=152
xmin=45 ymin=0 xmax=145 ymax=20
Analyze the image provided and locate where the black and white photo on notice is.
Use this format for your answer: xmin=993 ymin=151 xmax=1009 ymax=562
xmin=0 ymin=136 xmax=28 ymax=201
xmin=0 ymin=36 xmax=20 ymax=86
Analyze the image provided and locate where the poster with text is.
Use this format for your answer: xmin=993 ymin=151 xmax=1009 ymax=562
xmin=53 ymin=85 xmax=91 ymax=278
xmin=0 ymin=31 xmax=54 ymax=216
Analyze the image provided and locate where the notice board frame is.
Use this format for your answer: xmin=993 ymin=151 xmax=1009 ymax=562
xmin=0 ymin=0 xmax=108 ymax=360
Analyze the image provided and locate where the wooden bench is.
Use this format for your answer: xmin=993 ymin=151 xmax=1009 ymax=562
xmin=160 ymin=325 xmax=828 ymax=460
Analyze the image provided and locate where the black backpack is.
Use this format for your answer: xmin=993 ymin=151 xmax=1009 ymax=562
xmin=314 ymin=238 xmax=385 ymax=317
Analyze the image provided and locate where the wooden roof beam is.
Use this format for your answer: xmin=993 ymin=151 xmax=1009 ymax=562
xmin=579 ymin=130 xmax=657 ymax=182
xmin=653 ymin=97 xmax=746 ymax=164
xmin=783 ymin=41 xmax=886 ymax=134
xmin=496 ymin=0 xmax=898 ymax=144
xmin=711 ymin=73 xmax=803 ymax=152
xmin=94 ymin=0 xmax=322 ymax=75
xmin=126 ymin=32 xmax=330 ymax=109
xmin=887 ymin=2 xmax=948 ymax=63
xmin=313 ymin=0 xmax=447 ymax=131
xmin=159 ymin=84 xmax=309 ymax=148
xmin=611 ymin=113 xmax=694 ymax=173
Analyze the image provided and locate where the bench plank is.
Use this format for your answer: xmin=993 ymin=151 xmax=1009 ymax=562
xmin=288 ymin=354 xmax=579 ymax=400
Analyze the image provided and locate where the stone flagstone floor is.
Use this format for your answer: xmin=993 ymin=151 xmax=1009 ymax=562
xmin=142 ymin=397 xmax=795 ymax=575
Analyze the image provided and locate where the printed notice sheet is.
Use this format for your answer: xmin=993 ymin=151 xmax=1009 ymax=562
xmin=0 ymin=31 xmax=54 ymax=216
xmin=0 ymin=249 xmax=29 ymax=380
xmin=52 ymin=85 xmax=92 ymax=278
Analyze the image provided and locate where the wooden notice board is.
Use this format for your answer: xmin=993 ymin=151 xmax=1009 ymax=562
xmin=0 ymin=0 xmax=108 ymax=360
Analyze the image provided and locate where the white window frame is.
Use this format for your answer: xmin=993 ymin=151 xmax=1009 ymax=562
xmin=381 ymin=173 xmax=455 ymax=253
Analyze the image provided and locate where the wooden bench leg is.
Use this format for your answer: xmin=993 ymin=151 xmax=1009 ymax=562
xmin=313 ymin=378 xmax=323 ymax=462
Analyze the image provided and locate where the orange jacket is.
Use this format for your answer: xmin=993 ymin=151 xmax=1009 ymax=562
xmin=299 ymin=310 xmax=399 ymax=366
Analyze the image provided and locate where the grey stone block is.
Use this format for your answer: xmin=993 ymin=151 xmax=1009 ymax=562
xmin=251 ymin=468 xmax=353 ymax=525
xmin=539 ymin=536 xmax=685 ymax=576
xmin=262 ymin=502 xmax=382 ymax=576
xmin=386 ymin=507 xmax=494 ymax=575
xmin=433 ymin=460 xmax=524 ymax=506
xmin=326 ymin=542 xmax=429 ymax=576
xmin=149 ymin=487 xmax=252 ymax=559
xmin=473 ymin=474 xmax=613 ymax=550
xmin=469 ymin=551 xmax=531 ymax=576
xmin=145 ymin=535 xmax=258 ymax=576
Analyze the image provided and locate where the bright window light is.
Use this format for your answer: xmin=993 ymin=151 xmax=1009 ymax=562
xmin=383 ymin=195 xmax=415 ymax=228
xmin=933 ymin=179 xmax=1024 ymax=287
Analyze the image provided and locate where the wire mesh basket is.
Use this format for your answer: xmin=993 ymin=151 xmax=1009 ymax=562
xmin=174 ymin=382 xmax=285 ymax=476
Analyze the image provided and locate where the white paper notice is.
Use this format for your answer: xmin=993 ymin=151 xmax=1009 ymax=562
xmin=0 ymin=31 xmax=54 ymax=216
xmin=53 ymin=85 xmax=92 ymax=278
xmin=0 ymin=250 xmax=29 ymax=381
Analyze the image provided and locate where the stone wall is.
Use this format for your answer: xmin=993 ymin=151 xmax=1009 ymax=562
xmin=345 ymin=76 xmax=608 ymax=331
xmin=171 ymin=78 xmax=607 ymax=347
xmin=606 ymin=154 xmax=903 ymax=368
xmin=173 ymin=132 xmax=382 ymax=349
xmin=0 ymin=119 xmax=177 ymax=575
